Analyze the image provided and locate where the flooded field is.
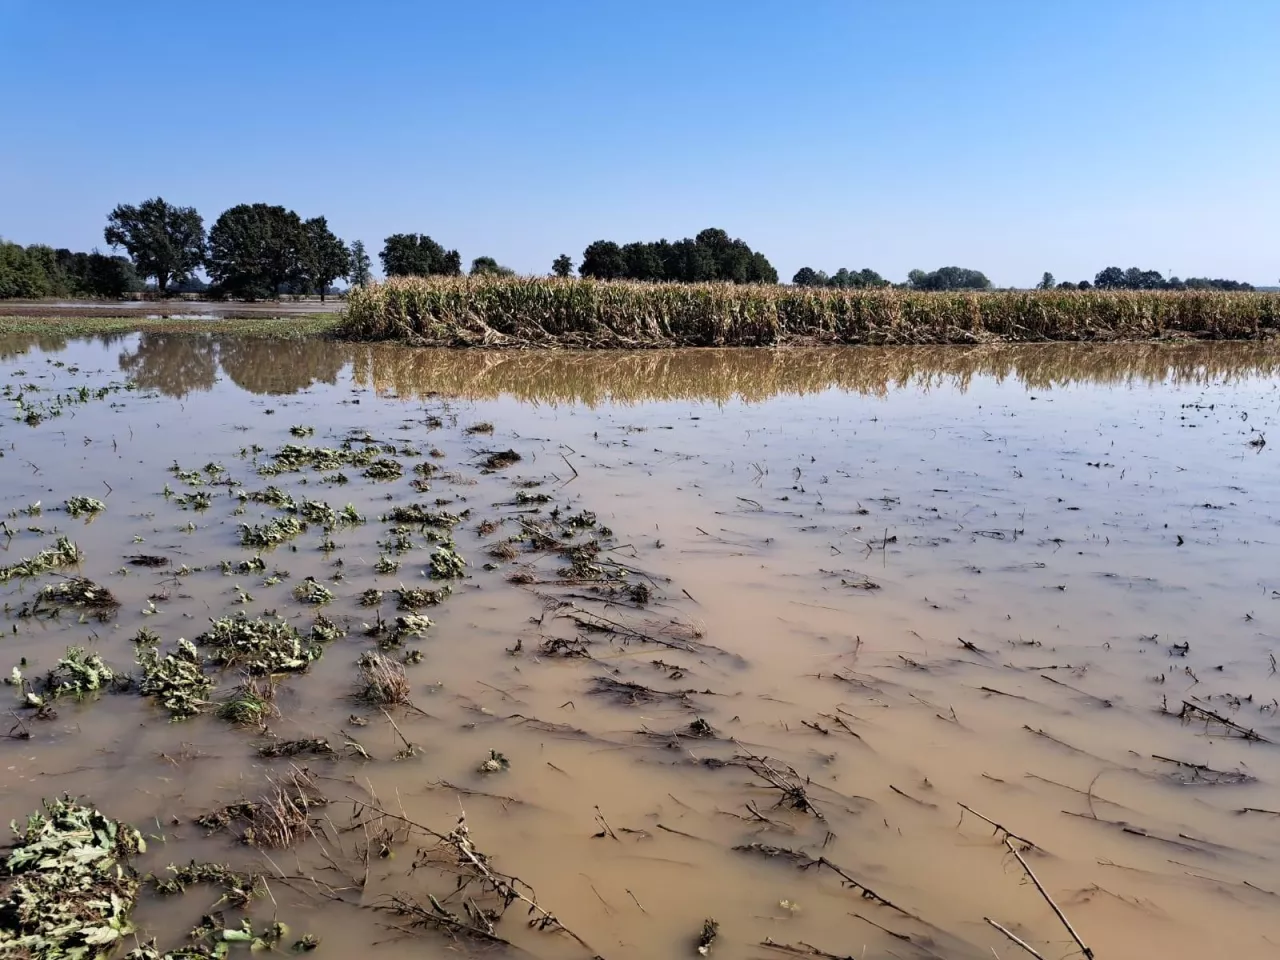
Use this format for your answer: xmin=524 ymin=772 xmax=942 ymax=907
xmin=3 ymin=334 xmax=1280 ymax=959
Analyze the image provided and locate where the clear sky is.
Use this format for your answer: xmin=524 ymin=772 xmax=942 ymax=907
xmin=1 ymin=0 xmax=1277 ymax=287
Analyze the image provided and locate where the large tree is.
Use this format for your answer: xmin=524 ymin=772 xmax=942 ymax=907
xmin=579 ymin=229 xmax=776 ymax=283
xmin=379 ymin=234 xmax=462 ymax=277
xmin=300 ymin=216 xmax=349 ymax=301
xmin=206 ymin=203 xmax=306 ymax=300
xmin=470 ymin=256 xmax=514 ymax=276
xmin=907 ymin=266 xmax=992 ymax=291
xmin=349 ymin=240 xmax=372 ymax=287
xmin=103 ymin=197 xmax=206 ymax=296
xmin=551 ymin=254 xmax=574 ymax=278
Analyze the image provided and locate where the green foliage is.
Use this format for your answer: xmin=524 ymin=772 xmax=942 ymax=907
xmin=0 ymin=241 xmax=142 ymax=300
xmin=793 ymin=266 xmax=888 ymax=289
xmin=428 ymin=544 xmax=466 ymax=579
xmin=137 ymin=639 xmax=213 ymax=719
xmin=103 ymin=196 xmax=206 ymax=294
xmin=195 ymin=614 xmax=322 ymax=675
xmin=206 ymin=203 xmax=306 ymax=300
xmin=580 ymin=228 xmax=776 ymax=283
xmin=64 ymin=496 xmax=106 ymax=518
xmin=0 ymin=536 xmax=83 ymax=583
xmin=0 ymin=798 xmax=146 ymax=959
xmin=1094 ymin=265 xmax=1253 ymax=291
xmin=470 ymin=255 xmax=514 ymax=276
xmin=348 ymin=239 xmax=372 ymax=287
xmin=379 ymin=233 xmax=462 ymax=278
xmin=299 ymin=216 xmax=349 ymax=301
xmin=906 ymin=266 xmax=992 ymax=291
xmin=1038 ymin=272 xmax=1056 ymax=290
xmin=551 ymin=253 xmax=574 ymax=277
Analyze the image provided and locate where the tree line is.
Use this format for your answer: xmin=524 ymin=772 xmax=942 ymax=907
xmin=0 ymin=197 xmax=1264 ymax=299
xmin=1041 ymin=267 xmax=1255 ymax=292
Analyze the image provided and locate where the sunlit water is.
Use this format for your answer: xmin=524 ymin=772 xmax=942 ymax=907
xmin=3 ymin=334 xmax=1280 ymax=959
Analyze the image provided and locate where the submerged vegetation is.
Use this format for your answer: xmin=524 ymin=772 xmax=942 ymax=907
xmin=343 ymin=277 xmax=1280 ymax=347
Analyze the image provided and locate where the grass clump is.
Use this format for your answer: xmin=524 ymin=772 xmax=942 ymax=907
xmin=363 ymin=457 xmax=403 ymax=480
xmin=381 ymin=504 xmax=461 ymax=526
xmin=64 ymin=496 xmax=105 ymax=519
xmin=242 ymin=485 xmax=297 ymax=510
xmin=428 ymin=544 xmax=466 ymax=579
xmin=354 ymin=651 xmax=411 ymax=705
xmin=0 ymin=536 xmax=82 ymax=583
xmin=31 ymin=647 xmax=121 ymax=704
xmin=292 ymin=576 xmax=335 ymax=605
xmin=238 ymin=516 xmax=305 ymax=548
xmin=195 ymin=769 xmax=324 ymax=849
xmin=195 ymin=614 xmax=322 ymax=676
xmin=258 ymin=442 xmax=379 ymax=476
xmin=215 ymin=677 xmax=279 ymax=727
xmin=394 ymin=585 xmax=451 ymax=610
xmin=0 ymin=798 xmax=146 ymax=959
xmin=137 ymin=640 xmax=213 ymax=719
xmin=34 ymin=577 xmax=119 ymax=612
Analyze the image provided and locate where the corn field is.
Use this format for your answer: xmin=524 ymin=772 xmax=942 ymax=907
xmin=342 ymin=276 xmax=1280 ymax=347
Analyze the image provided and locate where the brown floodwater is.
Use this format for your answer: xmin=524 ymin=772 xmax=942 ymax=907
xmin=4 ymin=335 xmax=1280 ymax=959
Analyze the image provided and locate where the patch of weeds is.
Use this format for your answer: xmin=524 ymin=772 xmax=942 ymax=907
xmin=292 ymin=577 xmax=334 ymax=606
xmin=147 ymin=860 xmax=262 ymax=907
xmin=354 ymin=651 xmax=410 ymax=705
xmin=310 ymin=614 xmax=345 ymax=643
xmin=413 ymin=461 xmax=438 ymax=479
xmin=477 ymin=749 xmax=510 ymax=774
xmin=320 ymin=471 xmax=348 ymax=485
xmin=64 ymin=496 xmax=106 ymax=518
xmin=137 ymin=640 xmax=213 ymax=719
xmin=381 ymin=504 xmax=461 ymax=526
xmin=0 ymin=536 xmax=82 ymax=583
xmin=258 ymin=442 xmax=379 ymax=476
xmin=195 ymin=614 xmax=321 ymax=676
xmin=195 ymin=769 xmax=325 ymax=849
xmin=394 ymin=585 xmax=451 ymax=610
xmin=363 ymin=457 xmax=403 ymax=481
xmin=0 ymin=798 xmax=146 ymax=959
xmin=481 ymin=449 xmax=521 ymax=470
xmin=257 ymin=737 xmax=335 ymax=759
xmin=487 ymin=539 xmax=520 ymax=561
xmin=379 ymin=526 xmax=414 ymax=554
xmin=242 ymin=485 xmax=297 ymax=510
xmin=31 ymin=577 xmax=120 ymax=615
xmin=515 ymin=491 xmax=552 ymax=505
xmin=289 ymin=425 xmax=315 ymax=437
xmin=125 ymin=554 xmax=168 ymax=568
xmin=215 ymin=677 xmax=279 ymax=727
xmin=359 ymin=588 xmax=384 ymax=607
xmin=428 ymin=544 xmax=466 ymax=579
xmin=466 ymin=422 xmax=494 ymax=435
xmin=374 ymin=555 xmax=399 ymax=575
xmin=238 ymin=516 xmax=305 ymax=548
xmin=29 ymin=647 xmax=121 ymax=704
xmin=173 ymin=491 xmax=212 ymax=511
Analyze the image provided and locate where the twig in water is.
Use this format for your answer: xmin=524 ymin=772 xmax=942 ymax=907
xmin=1004 ymin=838 xmax=1094 ymax=959
xmin=984 ymin=918 xmax=1047 ymax=959
xmin=957 ymin=803 xmax=1038 ymax=851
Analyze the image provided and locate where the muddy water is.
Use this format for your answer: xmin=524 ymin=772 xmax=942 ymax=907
xmin=4 ymin=336 xmax=1280 ymax=959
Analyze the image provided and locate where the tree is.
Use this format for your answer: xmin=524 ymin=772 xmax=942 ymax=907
xmin=1094 ymin=266 xmax=1125 ymax=289
xmin=299 ymin=217 xmax=349 ymax=301
xmin=579 ymin=241 xmax=627 ymax=279
xmin=0 ymin=241 xmax=53 ymax=298
xmin=1057 ymin=280 xmax=1077 ymax=290
xmin=1077 ymin=280 xmax=1092 ymax=290
xmin=379 ymin=234 xmax=461 ymax=277
xmin=579 ymin=229 xmax=775 ymax=284
xmin=470 ymin=256 xmax=514 ymax=276
xmin=103 ymin=197 xmax=205 ymax=296
xmin=349 ymin=241 xmax=372 ymax=287
xmin=551 ymin=254 xmax=574 ymax=278
xmin=206 ymin=203 xmax=306 ymax=300
xmin=793 ymin=267 xmax=821 ymax=287
xmin=907 ymin=267 xmax=991 ymax=291
xmin=1037 ymin=272 xmax=1056 ymax=290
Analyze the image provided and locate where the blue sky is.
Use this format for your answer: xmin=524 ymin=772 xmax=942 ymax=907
xmin=1 ymin=0 xmax=1277 ymax=287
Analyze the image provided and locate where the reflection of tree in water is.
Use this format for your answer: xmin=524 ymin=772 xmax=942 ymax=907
xmin=215 ymin=338 xmax=347 ymax=395
xmin=118 ymin=333 xmax=218 ymax=397
xmin=0 ymin=333 xmax=68 ymax=361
